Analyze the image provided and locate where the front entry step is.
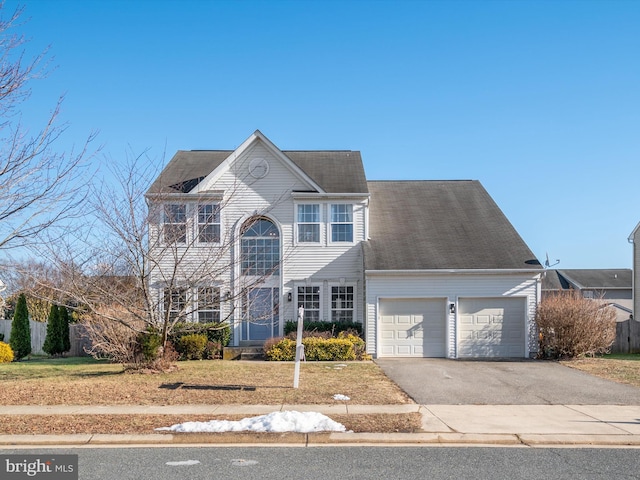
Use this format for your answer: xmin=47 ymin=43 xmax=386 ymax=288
xmin=223 ymin=346 xmax=265 ymax=361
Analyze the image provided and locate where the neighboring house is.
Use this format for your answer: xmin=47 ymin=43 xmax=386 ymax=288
xmin=630 ymin=222 xmax=640 ymax=321
xmin=146 ymin=130 xmax=542 ymax=359
xmin=541 ymin=269 xmax=633 ymax=322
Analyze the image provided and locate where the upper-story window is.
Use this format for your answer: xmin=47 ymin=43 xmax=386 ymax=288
xmin=330 ymin=204 xmax=353 ymax=242
xmin=297 ymin=204 xmax=320 ymax=243
xmin=164 ymin=204 xmax=187 ymax=244
xmin=198 ymin=203 xmax=221 ymax=243
xmin=241 ymin=217 xmax=280 ymax=276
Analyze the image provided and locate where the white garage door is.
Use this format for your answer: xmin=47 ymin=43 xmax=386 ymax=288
xmin=458 ymin=297 xmax=526 ymax=358
xmin=379 ymin=298 xmax=446 ymax=357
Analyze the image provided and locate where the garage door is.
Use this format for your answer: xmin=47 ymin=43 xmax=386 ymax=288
xmin=379 ymin=298 xmax=446 ymax=357
xmin=458 ymin=297 xmax=525 ymax=358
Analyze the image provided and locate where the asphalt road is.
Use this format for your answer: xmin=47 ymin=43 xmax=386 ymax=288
xmin=3 ymin=447 xmax=639 ymax=480
xmin=375 ymin=358 xmax=640 ymax=405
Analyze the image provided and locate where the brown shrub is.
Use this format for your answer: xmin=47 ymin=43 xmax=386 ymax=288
xmin=536 ymin=290 xmax=616 ymax=358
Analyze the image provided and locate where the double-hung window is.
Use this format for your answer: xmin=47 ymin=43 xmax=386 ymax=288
xmin=198 ymin=203 xmax=221 ymax=243
xmin=164 ymin=287 xmax=187 ymax=322
xmin=297 ymin=204 xmax=320 ymax=243
xmin=164 ymin=204 xmax=187 ymax=244
xmin=330 ymin=204 xmax=353 ymax=242
xmin=198 ymin=287 xmax=220 ymax=323
xmin=331 ymin=286 xmax=354 ymax=322
xmin=297 ymin=286 xmax=321 ymax=322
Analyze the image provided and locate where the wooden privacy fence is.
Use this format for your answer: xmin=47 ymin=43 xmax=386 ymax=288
xmin=613 ymin=319 xmax=640 ymax=354
xmin=0 ymin=320 xmax=91 ymax=357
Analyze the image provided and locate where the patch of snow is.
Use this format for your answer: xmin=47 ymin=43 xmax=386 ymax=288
xmin=333 ymin=394 xmax=350 ymax=401
xmin=156 ymin=411 xmax=346 ymax=433
xmin=166 ymin=460 xmax=201 ymax=466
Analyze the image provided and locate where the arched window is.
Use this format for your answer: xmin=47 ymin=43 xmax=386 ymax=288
xmin=240 ymin=217 xmax=280 ymax=276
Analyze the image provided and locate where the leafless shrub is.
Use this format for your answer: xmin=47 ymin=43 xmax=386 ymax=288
xmin=536 ymin=290 xmax=616 ymax=358
xmin=80 ymin=308 xmax=142 ymax=366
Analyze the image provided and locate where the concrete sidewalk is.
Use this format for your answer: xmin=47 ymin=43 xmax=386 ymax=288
xmin=1 ymin=404 xmax=640 ymax=447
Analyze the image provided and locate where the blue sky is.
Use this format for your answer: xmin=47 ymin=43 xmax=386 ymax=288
xmin=5 ymin=0 xmax=639 ymax=269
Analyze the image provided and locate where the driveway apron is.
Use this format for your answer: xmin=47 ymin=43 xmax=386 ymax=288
xmin=375 ymin=358 xmax=640 ymax=405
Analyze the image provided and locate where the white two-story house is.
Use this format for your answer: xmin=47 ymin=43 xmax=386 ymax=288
xmin=146 ymin=130 xmax=543 ymax=358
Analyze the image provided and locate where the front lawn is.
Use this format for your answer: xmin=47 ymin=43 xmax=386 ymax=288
xmin=560 ymin=353 xmax=640 ymax=388
xmin=0 ymin=357 xmax=412 ymax=405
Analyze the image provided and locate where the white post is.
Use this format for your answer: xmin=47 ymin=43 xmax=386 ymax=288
xmin=293 ymin=306 xmax=305 ymax=389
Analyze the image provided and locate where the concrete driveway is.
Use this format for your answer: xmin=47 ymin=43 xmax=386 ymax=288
xmin=375 ymin=358 xmax=640 ymax=405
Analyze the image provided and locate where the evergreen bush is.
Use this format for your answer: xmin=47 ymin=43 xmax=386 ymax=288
xmin=284 ymin=320 xmax=362 ymax=337
xmin=9 ymin=293 xmax=31 ymax=360
xmin=59 ymin=306 xmax=71 ymax=353
xmin=43 ymin=304 xmax=62 ymax=356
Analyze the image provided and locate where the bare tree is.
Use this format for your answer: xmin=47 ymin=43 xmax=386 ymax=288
xmin=18 ymin=149 xmax=289 ymax=368
xmin=0 ymin=5 xmax=95 ymax=251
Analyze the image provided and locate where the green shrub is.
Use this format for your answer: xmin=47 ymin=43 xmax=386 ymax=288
xmin=284 ymin=320 xmax=362 ymax=337
xmin=170 ymin=322 xmax=231 ymax=348
xmin=0 ymin=342 xmax=14 ymax=363
xmin=0 ymin=333 xmax=4 ymax=342
xmin=59 ymin=306 xmax=71 ymax=353
xmin=10 ymin=293 xmax=31 ymax=360
xmin=137 ymin=328 xmax=162 ymax=362
xmin=43 ymin=304 xmax=63 ymax=356
xmin=177 ymin=333 xmax=208 ymax=360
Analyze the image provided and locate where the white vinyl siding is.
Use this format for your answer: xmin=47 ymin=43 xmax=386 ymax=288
xmin=149 ymin=142 xmax=367 ymax=344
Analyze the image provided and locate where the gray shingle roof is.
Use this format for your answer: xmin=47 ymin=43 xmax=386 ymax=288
xmin=146 ymin=150 xmax=368 ymax=195
xmin=363 ymin=180 xmax=541 ymax=270
xmin=285 ymin=151 xmax=368 ymax=193
xmin=543 ymin=269 xmax=632 ymax=290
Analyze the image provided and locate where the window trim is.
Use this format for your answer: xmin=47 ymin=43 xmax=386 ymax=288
xmin=296 ymin=203 xmax=321 ymax=244
xmin=329 ymin=283 xmax=356 ymax=323
xmin=197 ymin=286 xmax=221 ymax=323
xmin=196 ymin=203 xmax=222 ymax=244
xmin=163 ymin=203 xmax=187 ymax=244
xmin=163 ymin=286 xmax=189 ymax=322
xmin=329 ymin=203 xmax=354 ymax=244
xmin=295 ymin=284 xmax=323 ymax=322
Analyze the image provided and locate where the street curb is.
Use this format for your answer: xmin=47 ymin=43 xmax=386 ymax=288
xmin=2 ymin=432 xmax=640 ymax=447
